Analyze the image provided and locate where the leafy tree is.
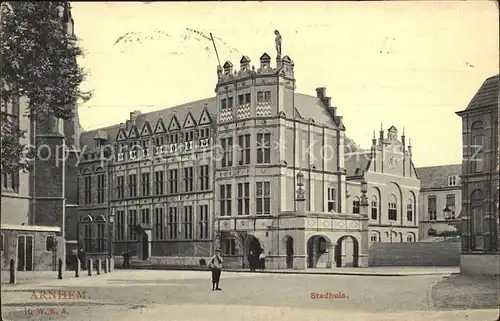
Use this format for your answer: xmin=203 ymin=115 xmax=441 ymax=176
xmin=0 ymin=2 xmax=91 ymax=175
xmin=344 ymin=136 xmax=361 ymax=154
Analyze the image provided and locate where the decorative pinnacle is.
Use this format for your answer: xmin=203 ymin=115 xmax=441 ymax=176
xmin=373 ymin=130 xmax=376 ymax=139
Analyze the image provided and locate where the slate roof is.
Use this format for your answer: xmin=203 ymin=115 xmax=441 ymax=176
xmin=466 ymin=74 xmax=499 ymax=110
xmin=415 ymin=164 xmax=462 ymax=189
xmin=80 ymin=93 xmax=337 ymax=150
xmin=345 ymin=151 xmax=371 ymax=177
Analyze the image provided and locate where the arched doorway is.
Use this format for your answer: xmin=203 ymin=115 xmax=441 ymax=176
xmin=307 ymin=235 xmax=332 ymax=268
xmin=245 ymin=235 xmax=264 ymax=268
xmin=141 ymin=233 xmax=149 ymax=260
xmin=335 ymin=235 xmax=359 ymax=268
xmin=285 ymin=236 xmax=294 ymax=269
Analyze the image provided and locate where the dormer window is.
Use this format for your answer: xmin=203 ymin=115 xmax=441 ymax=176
xmin=169 ymin=133 xmax=179 ymax=144
xmin=141 ymin=139 xmax=149 ymax=149
xmin=199 ymin=128 xmax=210 ymax=138
xmin=184 ymin=130 xmax=195 ymax=142
xmin=154 ymin=136 xmax=164 ymax=147
xmin=95 ymin=139 xmax=101 ymax=149
xmin=448 ymin=175 xmax=458 ymax=186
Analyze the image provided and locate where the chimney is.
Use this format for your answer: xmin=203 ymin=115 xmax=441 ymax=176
xmin=316 ymin=87 xmax=326 ymax=99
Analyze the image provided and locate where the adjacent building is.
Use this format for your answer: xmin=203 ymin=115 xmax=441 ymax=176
xmin=456 ymin=74 xmax=499 ymax=275
xmin=79 ymin=50 xmax=373 ymax=269
xmin=345 ymin=126 xmax=420 ymax=247
xmin=1 ymin=3 xmax=80 ymax=271
xmin=416 ymin=165 xmax=462 ymax=240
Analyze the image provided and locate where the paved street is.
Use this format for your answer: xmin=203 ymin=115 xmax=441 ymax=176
xmin=1 ymin=270 xmax=499 ymax=321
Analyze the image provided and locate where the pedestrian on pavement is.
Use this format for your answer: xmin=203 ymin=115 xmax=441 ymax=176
xmin=78 ymin=248 xmax=87 ymax=271
xmin=122 ymin=250 xmax=130 ymax=268
xmin=207 ymin=249 xmax=223 ymax=291
xmin=248 ymin=251 xmax=255 ymax=272
xmin=259 ymin=251 xmax=266 ymax=271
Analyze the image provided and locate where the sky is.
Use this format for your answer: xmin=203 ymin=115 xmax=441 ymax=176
xmin=71 ymin=1 xmax=499 ymax=167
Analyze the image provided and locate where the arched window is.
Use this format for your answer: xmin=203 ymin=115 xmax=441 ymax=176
xmin=95 ymin=216 xmax=106 ymax=253
xmin=407 ymin=233 xmax=414 ymax=243
xmin=406 ymin=199 xmax=413 ymax=222
xmin=352 ymin=197 xmax=360 ymax=214
xmin=388 ymin=194 xmax=397 ymax=221
xmin=371 ymin=196 xmax=378 ymax=220
xmin=370 ymin=232 xmax=380 ymax=242
xmin=82 ymin=216 xmax=93 ymax=253
xmin=470 ymin=121 xmax=484 ymax=173
xmin=471 ymin=189 xmax=484 ymax=250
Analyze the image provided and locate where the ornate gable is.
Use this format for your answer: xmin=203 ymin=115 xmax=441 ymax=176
xmin=198 ymin=108 xmax=213 ymax=126
xmin=154 ymin=117 xmax=167 ymax=134
xmin=116 ymin=128 xmax=127 ymax=142
xmin=183 ymin=111 xmax=197 ymax=129
xmin=168 ymin=114 xmax=181 ymax=132
xmin=140 ymin=120 xmax=153 ymax=137
xmin=128 ymin=124 xmax=140 ymax=139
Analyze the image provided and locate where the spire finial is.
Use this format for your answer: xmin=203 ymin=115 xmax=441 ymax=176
xmin=403 ymin=127 xmax=405 ymax=135
xmin=380 ymin=123 xmax=383 ymax=131
xmin=373 ymin=130 xmax=376 ymax=139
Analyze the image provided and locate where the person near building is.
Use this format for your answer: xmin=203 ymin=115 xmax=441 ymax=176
xmin=259 ymin=251 xmax=266 ymax=271
xmin=207 ymin=249 xmax=224 ymax=291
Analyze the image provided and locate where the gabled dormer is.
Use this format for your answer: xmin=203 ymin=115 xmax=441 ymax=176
xmin=259 ymin=53 xmax=271 ymax=69
xmin=116 ymin=127 xmax=127 ymax=142
xmin=93 ymin=130 xmax=107 ymax=149
xmin=223 ymin=61 xmax=233 ymax=75
xmin=387 ymin=126 xmax=398 ymax=141
xmin=128 ymin=124 xmax=140 ymax=139
xmin=240 ymin=55 xmax=251 ymax=72
xmin=183 ymin=110 xmax=197 ymax=129
xmin=140 ymin=120 xmax=153 ymax=137
xmin=198 ymin=107 xmax=213 ymax=126
xmin=154 ymin=116 xmax=167 ymax=134
xmin=168 ymin=114 xmax=181 ymax=132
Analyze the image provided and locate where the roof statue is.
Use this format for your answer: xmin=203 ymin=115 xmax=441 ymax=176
xmin=274 ymin=30 xmax=282 ymax=57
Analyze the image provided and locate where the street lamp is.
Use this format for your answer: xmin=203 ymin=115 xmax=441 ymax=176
xmin=108 ymin=210 xmax=115 ymax=258
xmin=296 ymin=171 xmax=304 ymax=187
xmin=361 ymin=179 xmax=367 ymax=194
xmin=296 ymin=171 xmax=305 ymax=201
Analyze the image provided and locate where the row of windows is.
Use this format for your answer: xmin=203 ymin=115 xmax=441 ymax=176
xmin=1 ymin=172 xmax=19 ymax=192
xmin=427 ymin=194 xmax=456 ymax=220
xmin=370 ymin=233 xmax=415 ymax=243
xmin=220 ymin=91 xmax=272 ymax=109
xmin=114 ymin=166 xmax=209 ymax=199
xmin=113 ymin=204 xmax=210 ymax=242
xmin=220 ymin=133 xmax=271 ymax=167
xmin=83 ymin=174 xmax=106 ymax=204
xmin=219 ymin=182 xmax=271 ymax=216
xmin=0 ymin=234 xmax=56 ymax=254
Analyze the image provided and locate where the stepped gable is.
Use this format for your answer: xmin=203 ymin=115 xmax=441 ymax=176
xmin=79 ymin=97 xmax=216 ymax=150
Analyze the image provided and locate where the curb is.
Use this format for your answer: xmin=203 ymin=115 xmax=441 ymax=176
xmin=115 ymin=266 xmax=457 ymax=277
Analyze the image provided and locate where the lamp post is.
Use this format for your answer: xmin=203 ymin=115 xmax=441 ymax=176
xmin=108 ymin=209 xmax=115 ymax=258
xmin=443 ymin=206 xmax=452 ymax=225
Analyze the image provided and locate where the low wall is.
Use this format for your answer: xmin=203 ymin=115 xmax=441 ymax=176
xmin=369 ymin=242 xmax=461 ymax=267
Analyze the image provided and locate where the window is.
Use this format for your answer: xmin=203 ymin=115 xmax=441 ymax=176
xmin=256 ymin=182 xmax=271 ymax=215
xmin=45 ymin=236 xmax=55 ymax=251
xmin=84 ymin=176 xmax=92 ymax=204
xmin=257 ymin=91 xmax=264 ymax=102
xmin=154 ymin=171 xmax=164 ymax=195
xmin=128 ymin=210 xmax=138 ymax=240
xmin=327 ymin=187 xmax=336 ymax=212
xmin=168 ymin=169 xmax=178 ymax=194
xmin=471 ymin=189 xmax=483 ymax=250
xmin=140 ymin=208 xmax=150 ymax=224
xmin=224 ymin=238 xmax=236 ymax=255
xmin=428 ymin=195 xmax=437 ymax=220
xmin=96 ymin=217 xmax=106 ymax=252
xmin=407 ymin=234 xmax=414 ymax=243
xmin=238 ymin=134 xmax=251 ymax=165
xmin=128 ymin=174 xmax=137 ymax=198
xmin=257 ymin=133 xmax=271 ymax=164
xmin=471 ymin=121 xmax=484 ymax=173
xmin=168 ymin=207 xmax=178 ymax=239
xmin=0 ymin=233 xmax=3 ymax=252
xmin=199 ymin=165 xmax=210 ymax=191
xmin=116 ymin=176 xmax=124 ymax=199
xmin=220 ymin=184 xmax=232 ymax=216
xmin=237 ymin=183 xmax=250 ymax=215
xmin=141 ymin=172 xmax=150 ymax=197
xmin=221 ymin=137 xmax=233 ymax=167
xmin=168 ymin=133 xmax=179 ymax=144
xmin=198 ymin=204 xmax=209 ymax=239
xmin=154 ymin=136 xmax=164 ymax=147
xmin=371 ymin=197 xmax=378 ymax=220
xmin=245 ymin=93 xmax=251 ymax=104
xmin=95 ymin=139 xmax=101 ymax=149
xmin=406 ymin=201 xmax=413 ymax=222
xmin=264 ymin=91 xmax=271 ymax=102
xmin=141 ymin=139 xmax=149 ymax=149
xmin=221 ymin=98 xmax=227 ymax=109
xmin=352 ymin=197 xmax=360 ymax=214
xmin=184 ymin=130 xmax=195 ymax=142
xmin=448 ymin=175 xmax=458 ymax=186
xmin=370 ymin=235 xmax=378 ymax=242
xmin=183 ymin=167 xmax=194 ymax=192
xmin=388 ymin=195 xmax=397 ymax=221
xmin=238 ymin=94 xmax=244 ymax=105
xmin=97 ymin=174 xmax=105 ymax=203
xmin=1 ymin=172 xmax=19 ymax=192
xmin=116 ymin=210 xmax=125 ymax=241
xmin=446 ymin=194 xmax=456 ymax=218
xmin=83 ymin=218 xmax=92 ymax=252
xmin=228 ymin=97 xmax=233 ymax=108
xmin=154 ymin=208 xmax=164 ymax=240
xmin=199 ymin=127 xmax=210 ymax=138
xmin=183 ymin=206 xmax=193 ymax=239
